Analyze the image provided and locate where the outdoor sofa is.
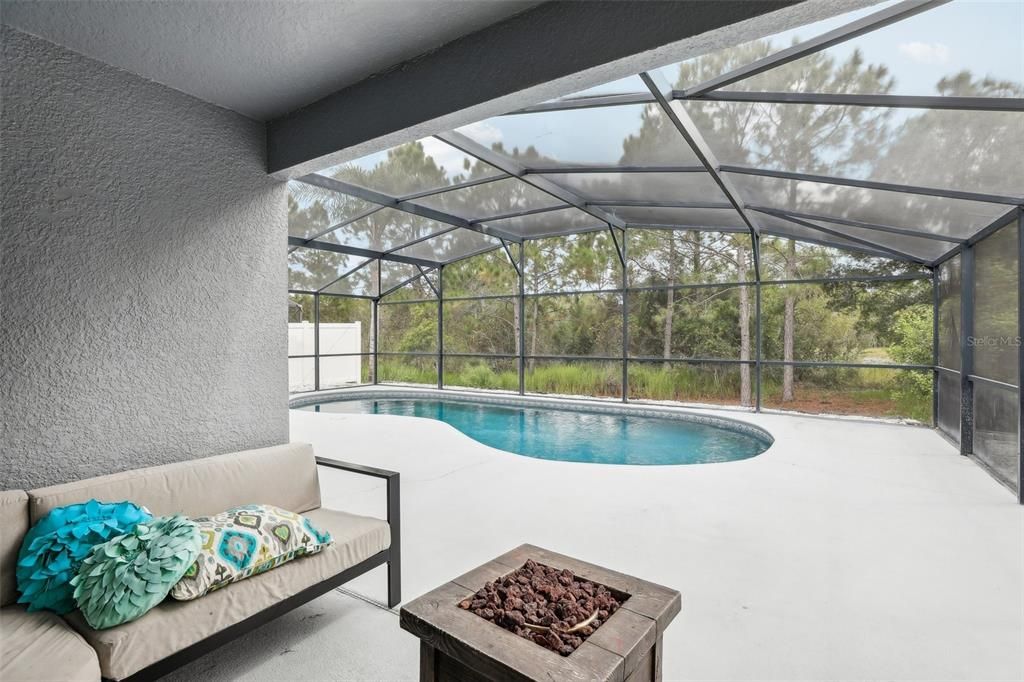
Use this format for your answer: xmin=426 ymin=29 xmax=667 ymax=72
xmin=0 ymin=443 xmax=400 ymax=681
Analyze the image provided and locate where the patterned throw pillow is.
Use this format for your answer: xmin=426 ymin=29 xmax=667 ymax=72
xmin=169 ymin=504 xmax=332 ymax=601
xmin=70 ymin=515 xmax=201 ymax=629
xmin=16 ymin=500 xmax=152 ymax=614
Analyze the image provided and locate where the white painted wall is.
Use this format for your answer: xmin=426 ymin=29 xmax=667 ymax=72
xmin=288 ymin=322 xmax=362 ymax=392
xmin=0 ymin=26 xmax=289 ymax=489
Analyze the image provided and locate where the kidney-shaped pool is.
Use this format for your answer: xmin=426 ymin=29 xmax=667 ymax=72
xmin=294 ymin=393 xmax=772 ymax=466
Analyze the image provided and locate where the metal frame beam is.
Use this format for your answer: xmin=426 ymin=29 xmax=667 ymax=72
xmin=930 ymin=208 xmax=1023 ymax=267
xmin=297 ymin=173 xmax=523 ymax=242
xmin=518 ymin=225 xmax=612 ymax=241
xmin=522 ymin=165 xmax=708 ymax=175
xmin=588 ymin=200 xmax=734 ymax=210
xmin=313 ymin=292 xmax=320 ymax=391
xmin=509 ymin=92 xmax=657 ymax=115
xmin=685 ymin=90 xmax=1024 ymax=112
xmin=758 ymin=229 xmax=918 ymax=263
xmin=380 ymin=267 xmax=436 ymax=299
xmin=315 ymin=257 xmax=377 ymax=295
xmin=437 ymin=265 xmax=444 ymax=389
xmin=759 ymin=210 xmax=928 ymax=264
xmin=500 ymin=240 xmax=521 ymax=277
xmin=397 ymin=173 xmax=510 ymax=202
xmin=623 ymin=224 xmax=748 ymax=235
xmin=302 ymin=205 xmax=386 ymax=244
xmin=468 ymin=204 xmax=571 ymax=226
xmin=518 ymin=241 xmax=526 ymax=395
xmin=436 ymin=131 xmax=625 ymax=229
xmin=640 ymin=70 xmax=763 ymax=282
xmin=287 ymin=235 xmax=436 ymax=268
xmin=507 ymin=89 xmax=1023 ymax=117
xmin=680 ymin=0 xmax=948 ymax=97
xmin=720 ymin=165 xmax=1024 ymax=206
xmin=932 ymin=265 xmax=940 ymax=428
xmin=381 ymin=225 xmax=461 ymax=258
xmin=621 ymin=230 xmax=629 ymax=402
xmin=751 ymin=206 xmax=963 ymax=244
xmin=1018 ymin=208 xmax=1024 ymax=502
xmin=755 ymin=255 xmax=762 ymax=411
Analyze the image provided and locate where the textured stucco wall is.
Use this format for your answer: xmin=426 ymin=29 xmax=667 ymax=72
xmin=1 ymin=26 xmax=289 ymax=490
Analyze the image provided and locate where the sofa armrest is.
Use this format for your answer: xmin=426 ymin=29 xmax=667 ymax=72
xmin=315 ymin=457 xmax=400 ymax=605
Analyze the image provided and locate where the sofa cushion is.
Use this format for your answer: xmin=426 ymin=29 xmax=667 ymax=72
xmin=1 ymin=490 xmax=29 ymax=607
xmin=27 ymin=443 xmax=321 ymax=523
xmin=0 ymin=605 xmax=100 ymax=682
xmin=66 ymin=507 xmax=390 ymax=680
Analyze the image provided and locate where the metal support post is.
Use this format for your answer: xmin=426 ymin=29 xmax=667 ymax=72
xmin=314 ymin=292 xmax=321 ymax=392
xmin=621 ymin=229 xmax=629 ymax=403
xmin=960 ymin=244 xmax=975 ymax=455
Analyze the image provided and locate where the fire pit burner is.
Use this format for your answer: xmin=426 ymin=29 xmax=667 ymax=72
xmin=457 ymin=559 xmax=627 ymax=656
xmin=400 ymin=544 xmax=681 ymax=682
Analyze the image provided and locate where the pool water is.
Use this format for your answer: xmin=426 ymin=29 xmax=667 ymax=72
xmin=299 ymin=398 xmax=770 ymax=465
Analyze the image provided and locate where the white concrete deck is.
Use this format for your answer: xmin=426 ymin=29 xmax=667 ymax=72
xmin=171 ymin=398 xmax=1023 ymax=681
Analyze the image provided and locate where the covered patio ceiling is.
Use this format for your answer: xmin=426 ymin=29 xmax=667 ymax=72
xmin=287 ymin=0 xmax=1023 ymax=294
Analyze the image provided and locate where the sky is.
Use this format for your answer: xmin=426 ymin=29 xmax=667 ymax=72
xmin=325 ymin=0 xmax=1021 ymax=184
xmin=455 ymin=0 xmax=1023 ymax=170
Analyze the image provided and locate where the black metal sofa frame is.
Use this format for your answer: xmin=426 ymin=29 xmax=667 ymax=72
xmin=115 ymin=457 xmax=400 ymax=682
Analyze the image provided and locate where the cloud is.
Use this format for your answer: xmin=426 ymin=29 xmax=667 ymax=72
xmin=426 ymin=122 xmax=505 ymax=178
xmin=455 ymin=121 xmax=504 ymax=147
xmin=898 ymin=41 xmax=951 ymax=65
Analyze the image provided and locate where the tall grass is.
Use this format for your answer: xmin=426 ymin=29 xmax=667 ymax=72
xmin=525 ymin=362 xmax=620 ymax=397
xmin=629 ymin=363 xmax=741 ymax=404
xmin=446 ymin=361 xmax=518 ymax=392
xmin=376 ymin=358 xmax=933 ymax=422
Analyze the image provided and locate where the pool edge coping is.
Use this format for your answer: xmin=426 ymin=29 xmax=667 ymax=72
xmin=288 ymin=386 xmax=775 ymax=448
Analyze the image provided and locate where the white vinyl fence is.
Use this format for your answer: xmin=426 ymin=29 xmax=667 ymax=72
xmin=288 ymin=321 xmax=362 ymax=392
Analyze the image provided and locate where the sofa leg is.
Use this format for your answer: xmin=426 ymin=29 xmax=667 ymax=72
xmin=387 ymin=556 xmax=401 ymax=607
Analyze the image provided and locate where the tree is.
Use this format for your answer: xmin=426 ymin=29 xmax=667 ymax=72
xmin=872 ymin=73 xmax=1023 ymax=203
xmin=888 ymin=304 xmax=933 ymax=412
xmin=661 ymin=40 xmax=895 ymax=401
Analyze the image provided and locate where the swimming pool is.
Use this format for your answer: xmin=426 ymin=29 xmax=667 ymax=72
xmin=294 ymin=392 xmax=772 ymax=465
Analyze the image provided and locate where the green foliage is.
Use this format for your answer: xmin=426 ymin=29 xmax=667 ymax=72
xmin=446 ymin=361 xmax=519 ymax=392
xmin=284 ymin=30 xmax=982 ymax=424
xmin=379 ymin=358 xmax=437 ymax=385
xmin=889 ymin=304 xmax=933 ymax=366
xmin=629 ymin=364 xmax=744 ymax=404
xmin=888 ymin=304 xmax=935 ymax=418
xmin=526 ymin=362 xmax=621 ymax=397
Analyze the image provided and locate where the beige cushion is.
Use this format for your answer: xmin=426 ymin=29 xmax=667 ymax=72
xmin=0 ymin=490 xmax=29 ymax=607
xmin=27 ymin=443 xmax=321 ymax=522
xmin=67 ymin=507 xmax=390 ymax=680
xmin=1 ymin=605 xmax=100 ymax=682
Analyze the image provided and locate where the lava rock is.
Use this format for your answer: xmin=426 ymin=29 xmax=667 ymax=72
xmin=456 ymin=560 xmax=625 ymax=656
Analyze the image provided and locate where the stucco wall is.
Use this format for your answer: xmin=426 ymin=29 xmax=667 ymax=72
xmin=1 ymin=26 xmax=288 ymax=490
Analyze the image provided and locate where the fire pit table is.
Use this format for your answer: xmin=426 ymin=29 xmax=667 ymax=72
xmin=400 ymin=544 xmax=681 ymax=682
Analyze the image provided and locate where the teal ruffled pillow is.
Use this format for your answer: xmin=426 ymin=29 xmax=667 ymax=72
xmin=71 ymin=515 xmax=201 ymax=629
xmin=16 ymin=500 xmax=152 ymax=613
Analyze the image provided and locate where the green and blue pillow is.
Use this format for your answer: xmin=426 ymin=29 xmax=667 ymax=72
xmin=16 ymin=500 xmax=151 ymax=613
xmin=71 ymin=515 xmax=201 ymax=629
xmin=169 ymin=504 xmax=332 ymax=601
xmin=16 ymin=499 xmax=331 ymax=628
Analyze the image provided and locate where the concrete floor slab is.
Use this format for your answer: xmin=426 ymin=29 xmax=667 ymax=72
xmin=177 ymin=400 xmax=1024 ymax=680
